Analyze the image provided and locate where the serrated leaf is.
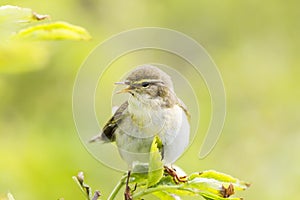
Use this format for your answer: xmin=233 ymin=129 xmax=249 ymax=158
xmin=147 ymin=136 xmax=164 ymax=187
xmin=197 ymin=170 xmax=238 ymax=183
xmin=12 ymin=21 xmax=91 ymax=41
xmin=186 ymin=171 xmax=250 ymax=199
xmin=190 ymin=170 xmax=250 ymax=191
xmin=141 ymin=169 xmax=249 ymax=199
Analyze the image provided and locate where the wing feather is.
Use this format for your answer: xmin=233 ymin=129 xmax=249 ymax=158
xmin=89 ymin=101 xmax=128 ymax=143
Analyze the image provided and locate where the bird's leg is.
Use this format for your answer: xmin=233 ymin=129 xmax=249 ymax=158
xmin=124 ymin=170 xmax=133 ymax=200
xmin=164 ymin=166 xmax=187 ymax=184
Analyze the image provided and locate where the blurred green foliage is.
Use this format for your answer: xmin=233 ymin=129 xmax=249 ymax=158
xmin=0 ymin=5 xmax=91 ymax=73
xmin=0 ymin=0 xmax=299 ymax=200
xmin=74 ymin=168 xmax=249 ymax=200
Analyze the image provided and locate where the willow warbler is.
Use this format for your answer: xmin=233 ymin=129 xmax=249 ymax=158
xmin=90 ymin=65 xmax=190 ymax=171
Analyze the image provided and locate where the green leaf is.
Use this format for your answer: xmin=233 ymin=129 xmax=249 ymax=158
xmin=0 ymin=5 xmax=49 ymax=25
xmin=201 ymin=192 xmax=242 ymax=200
xmin=12 ymin=21 xmax=91 ymax=41
xmin=0 ymin=5 xmax=49 ymax=40
xmin=147 ymin=136 xmax=164 ymax=187
xmin=130 ymin=171 xmax=148 ymax=187
xmin=195 ymin=170 xmax=239 ymax=182
xmin=187 ymin=178 xmax=221 ymax=196
xmin=185 ymin=170 xmax=250 ymax=199
xmin=153 ymin=191 xmax=180 ymax=200
xmin=72 ymin=172 xmax=92 ymax=200
xmin=133 ymin=169 xmax=249 ymax=199
xmin=0 ymin=5 xmax=91 ymax=73
xmin=190 ymin=170 xmax=250 ymax=191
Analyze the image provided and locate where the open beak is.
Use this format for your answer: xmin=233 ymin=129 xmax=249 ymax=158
xmin=116 ymin=87 xmax=131 ymax=94
xmin=115 ymin=81 xmax=132 ymax=94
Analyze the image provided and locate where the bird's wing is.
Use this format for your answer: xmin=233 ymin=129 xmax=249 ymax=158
xmin=90 ymin=101 xmax=128 ymax=143
xmin=176 ymin=98 xmax=191 ymax=121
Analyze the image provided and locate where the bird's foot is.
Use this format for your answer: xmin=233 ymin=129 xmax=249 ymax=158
xmin=164 ymin=166 xmax=187 ymax=184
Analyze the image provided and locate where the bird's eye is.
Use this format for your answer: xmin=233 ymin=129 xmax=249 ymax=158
xmin=141 ymin=82 xmax=150 ymax=87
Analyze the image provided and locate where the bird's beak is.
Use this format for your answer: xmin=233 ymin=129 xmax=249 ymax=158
xmin=115 ymin=81 xmax=132 ymax=94
xmin=114 ymin=81 xmax=127 ymax=85
xmin=116 ymin=87 xmax=131 ymax=94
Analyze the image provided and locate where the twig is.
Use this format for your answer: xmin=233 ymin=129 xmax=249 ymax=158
xmin=107 ymin=174 xmax=127 ymax=200
xmin=124 ymin=171 xmax=132 ymax=200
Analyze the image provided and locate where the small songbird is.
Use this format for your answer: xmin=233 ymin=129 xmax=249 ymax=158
xmin=90 ymin=65 xmax=190 ymax=184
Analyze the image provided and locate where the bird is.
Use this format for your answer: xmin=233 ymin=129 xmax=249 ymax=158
xmin=90 ymin=65 xmax=190 ymax=198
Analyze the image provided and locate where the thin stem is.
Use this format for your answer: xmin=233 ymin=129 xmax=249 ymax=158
xmin=132 ymin=185 xmax=195 ymax=199
xmin=107 ymin=175 xmax=127 ymax=200
xmin=124 ymin=171 xmax=132 ymax=200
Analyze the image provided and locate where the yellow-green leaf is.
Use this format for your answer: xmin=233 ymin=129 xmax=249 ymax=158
xmin=201 ymin=192 xmax=242 ymax=200
xmin=12 ymin=21 xmax=91 ymax=41
xmin=147 ymin=136 xmax=164 ymax=187
xmin=190 ymin=170 xmax=250 ymax=191
xmin=0 ymin=5 xmax=49 ymax=24
xmin=153 ymin=191 xmax=180 ymax=200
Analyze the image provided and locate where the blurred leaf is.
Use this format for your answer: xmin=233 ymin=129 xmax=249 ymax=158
xmin=0 ymin=5 xmax=91 ymax=74
xmin=0 ymin=5 xmax=49 ymax=25
xmin=0 ymin=41 xmax=49 ymax=73
xmin=147 ymin=136 xmax=164 ymax=188
xmin=7 ymin=193 xmax=15 ymax=200
xmin=12 ymin=21 xmax=91 ymax=41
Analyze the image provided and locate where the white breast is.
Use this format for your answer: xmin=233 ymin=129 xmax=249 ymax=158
xmin=115 ymin=96 xmax=190 ymax=167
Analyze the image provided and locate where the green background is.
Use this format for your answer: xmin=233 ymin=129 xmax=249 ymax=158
xmin=1 ymin=0 xmax=299 ymax=199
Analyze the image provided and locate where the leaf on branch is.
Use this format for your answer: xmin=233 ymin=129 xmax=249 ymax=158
xmin=153 ymin=191 xmax=181 ymax=200
xmin=147 ymin=136 xmax=164 ymax=188
xmin=0 ymin=5 xmax=91 ymax=73
xmin=73 ymin=171 xmax=101 ymax=200
xmin=75 ymin=167 xmax=249 ymax=200
xmin=12 ymin=21 xmax=91 ymax=41
xmin=132 ymin=168 xmax=250 ymax=199
xmin=127 ymin=137 xmax=249 ymax=199
xmin=0 ymin=5 xmax=49 ymax=24
xmin=191 ymin=170 xmax=250 ymax=191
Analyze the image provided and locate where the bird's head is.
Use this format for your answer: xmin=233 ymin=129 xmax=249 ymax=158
xmin=115 ymin=65 xmax=176 ymax=107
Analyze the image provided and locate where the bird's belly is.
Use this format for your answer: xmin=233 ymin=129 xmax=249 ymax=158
xmin=115 ymin=105 xmax=190 ymax=167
